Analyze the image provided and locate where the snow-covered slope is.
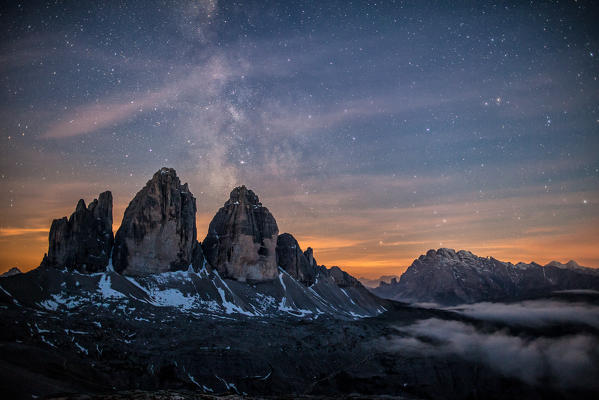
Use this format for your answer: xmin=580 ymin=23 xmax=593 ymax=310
xmin=0 ymin=264 xmax=385 ymax=320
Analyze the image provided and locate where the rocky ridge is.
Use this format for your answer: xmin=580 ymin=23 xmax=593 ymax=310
xmin=42 ymin=191 xmax=113 ymax=273
xmin=25 ymin=167 xmax=380 ymax=319
xmin=0 ymin=267 xmax=22 ymax=278
xmin=276 ymin=233 xmax=316 ymax=286
xmin=372 ymin=248 xmax=599 ymax=305
xmin=358 ymin=275 xmax=401 ymax=289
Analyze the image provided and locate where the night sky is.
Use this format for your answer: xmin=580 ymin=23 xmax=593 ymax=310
xmin=1 ymin=1 xmax=598 ymax=277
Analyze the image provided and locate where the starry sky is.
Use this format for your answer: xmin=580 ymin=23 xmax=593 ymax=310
xmin=1 ymin=0 xmax=598 ymax=277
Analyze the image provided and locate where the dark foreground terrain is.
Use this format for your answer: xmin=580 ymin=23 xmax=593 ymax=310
xmin=2 ymin=288 xmax=599 ymax=400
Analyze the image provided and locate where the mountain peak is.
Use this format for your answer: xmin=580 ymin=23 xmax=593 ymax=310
xmin=424 ymin=248 xmax=478 ymax=262
xmin=156 ymin=166 xmax=177 ymax=177
xmin=546 ymin=260 xmax=583 ymax=270
xmin=226 ymin=185 xmax=262 ymax=207
xmin=374 ymin=248 xmax=599 ymax=305
xmin=277 ymin=233 xmax=316 ymax=285
xmin=203 ymin=186 xmax=277 ymax=282
xmin=546 ymin=260 xmax=563 ymax=268
xmin=149 ymin=167 xmax=184 ymax=186
xmin=75 ymin=198 xmax=86 ymax=213
xmin=43 ymin=191 xmax=113 ymax=273
xmin=0 ymin=267 xmax=22 ymax=278
xmin=113 ymin=168 xmax=198 ymax=275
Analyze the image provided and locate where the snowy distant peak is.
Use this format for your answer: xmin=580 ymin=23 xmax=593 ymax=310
xmin=417 ymin=248 xmax=595 ymax=274
xmin=373 ymin=248 xmax=599 ymax=305
xmin=546 ymin=260 xmax=582 ymax=269
xmin=545 ymin=259 xmax=598 ymax=275
xmin=424 ymin=248 xmax=474 ymax=261
xmin=358 ymin=275 xmax=400 ymax=289
xmin=422 ymin=249 xmax=595 ymax=274
xmin=417 ymin=248 xmax=501 ymax=272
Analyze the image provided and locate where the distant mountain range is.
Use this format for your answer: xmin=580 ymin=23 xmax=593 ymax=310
xmin=358 ymin=275 xmax=400 ymax=288
xmin=371 ymin=248 xmax=599 ymax=305
xmin=4 ymin=167 xmax=597 ymax=311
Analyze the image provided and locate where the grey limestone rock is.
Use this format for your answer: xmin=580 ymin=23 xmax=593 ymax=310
xmin=372 ymin=248 xmax=599 ymax=305
xmin=276 ymin=233 xmax=315 ymax=286
xmin=43 ymin=191 xmax=113 ymax=273
xmin=113 ymin=168 xmax=197 ymax=275
xmin=202 ymin=186 xmax=278 ymax=282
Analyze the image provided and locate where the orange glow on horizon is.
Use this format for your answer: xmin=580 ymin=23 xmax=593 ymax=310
xmin=2 ymin=224 xmax=599 ymax=279
xmin=1 ymin=186 xmax=598 ymax=280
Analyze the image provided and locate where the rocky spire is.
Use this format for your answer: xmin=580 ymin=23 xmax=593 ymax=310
xmin=304 ymin=247 xmax=317 ymax=269
xmin=202 ymin=185 xmax=279 ymax=282
xmin=44 ymin=191 xmax=113 ymax=273
xmin=276 ymin=233 xmax=316 ymax=286
xmin=113 ymin=168 xmax=199 ymax=275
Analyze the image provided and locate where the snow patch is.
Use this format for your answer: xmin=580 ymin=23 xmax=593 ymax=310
xmin=215 ymin=374 xmax=239 ymax=394
xmin=278 ymin=271 xmax=287 ymax=291
xmin=40 ymin=335 xmax=56 ymax=348
xmin=188 ymin=373 xmax=201 ymax=388
xmin=98 ymin=274 xmax=125 ymax=299
xmin=106 ymin=253 xmax=115 ymax=272
xmin=34 ymin=323 xmax=49 ymax=333
xmin=152 ymin=288 xmax=195 ymax=310
xmin=74 ymin=342 xmax=88 ymax=355
xmin=39 ymin=299 xmax=59 ymax=311
xmin=216 ymin=287 xmax=253 ymax=316
xmin=0 ymin=284 xmax=12 ymax=297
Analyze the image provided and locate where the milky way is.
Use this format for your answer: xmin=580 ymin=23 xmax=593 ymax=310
xmin=1 ymin=1 xmax=598 ymax=276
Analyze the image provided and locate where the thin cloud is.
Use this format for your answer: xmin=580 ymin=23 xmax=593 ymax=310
xmin=0 ymin=227 xmax=48 ymax=238
xmin=43 ymin=100 xmax=149 ymax=139
xmin=42 ymin=57 xmax=236 ymax=139
xmin=261 ymin=91 xmax=478 ymax=137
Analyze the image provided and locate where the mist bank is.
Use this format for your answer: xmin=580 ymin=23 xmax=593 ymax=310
xmin=380 ymin=297 xmax=599 ymax=390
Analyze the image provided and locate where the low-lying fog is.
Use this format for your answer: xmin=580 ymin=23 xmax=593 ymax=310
xmin=381 ymin=295 xmax=599 ymax=389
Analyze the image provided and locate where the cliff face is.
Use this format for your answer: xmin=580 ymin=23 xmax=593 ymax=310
xmin=44 ymin=191 xmax=113 ymax=273
xmin=202 ymin=186 xmax=279 ymax=282
xmin=36 ymin=169 xmax=369 ymax=293
xmin=113 ymin=168 xmax=197 ymax=275
xmin=372 ymin=248 xmax=599 ymax=305
xmin=276 ymin=233 xmax=316 ymax=286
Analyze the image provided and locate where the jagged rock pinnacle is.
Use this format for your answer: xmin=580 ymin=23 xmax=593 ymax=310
xmin=43 ymin=191 xmax=113 ymax=273
xmin=202 ymin=185 xmax=278 ymax=282
xmin=113 ymin=168 xmax=200 ymax=275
